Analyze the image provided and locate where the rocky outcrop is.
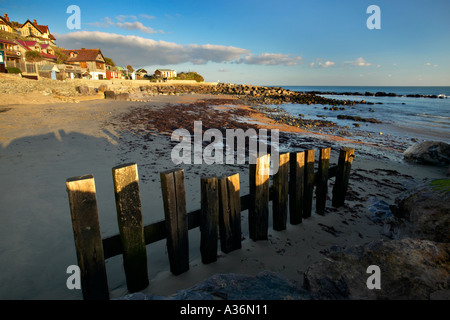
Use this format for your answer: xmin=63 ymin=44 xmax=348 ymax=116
xmin=390 ymin=179 xmax=450 ymax=243
xmin=304 ymin=238 xmax=450 ymax=300
xmin=404 ymin=141 xmax=450 ymax=166
xmin=119 ymin=271 xmax=309 ymax=300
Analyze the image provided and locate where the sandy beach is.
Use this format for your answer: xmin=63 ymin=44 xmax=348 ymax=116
xmin=0 ymin=87 xmax=447 ymax=300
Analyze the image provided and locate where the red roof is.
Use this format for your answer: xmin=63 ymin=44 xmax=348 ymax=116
xmin=0 ymin=38 xmax=16 ymax=45
xmin=15 ymin=40 xmax=33 ymax=50
xmin=40 ymin=52 xmax=56 ymax=59
xmin=61 ymin=49 xmax=105 ymax=62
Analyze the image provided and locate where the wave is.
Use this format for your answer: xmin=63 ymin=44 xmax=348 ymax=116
xmin=415 ymin=114 xmax=450 ymax=120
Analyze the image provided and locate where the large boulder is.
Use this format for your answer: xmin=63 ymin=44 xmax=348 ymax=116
xmin=76 ymin=85 xmax=89 ymax=95
xmin=390 ymin=179 xmax=450 ymax=243
xmin=404 ymin=141 xmax=450 ymax=166
xmin=304 ymin=238 xmax=450 ymax=300
xmin=119 ymin=271 xmax=309 ymax=300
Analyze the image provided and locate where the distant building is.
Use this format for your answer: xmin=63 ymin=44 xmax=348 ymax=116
xmin=61 ymin=48 xmax=107 ymax=80
xmin=0 ymin=14 xmax=14 ymax=33
xmin=135 ymin=68 xmax=148 ymax=79
xmin=0 ymin=38 xmax=20 ymax=63
xmin=154 ymin=68 xmax=177 ymax=79
xmin=15 ymin=40 xmax=56 ymax=63
xmin=19 ymin=19 xmax=56 ymax=45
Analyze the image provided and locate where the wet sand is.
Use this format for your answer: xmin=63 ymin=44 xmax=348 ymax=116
xmin=0 ymin=93 xmax=447 ymax=299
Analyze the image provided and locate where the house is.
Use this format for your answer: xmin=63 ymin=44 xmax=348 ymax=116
xmin=105 ymin=64 xmax=120 ymax=80
xmin=135 ymin=68 xmax=148 ymax=79
xmin=15 ymin=40 xmax=56 ymax=63
xmin=154 ymin=69 xmax=177 ymax=79
xmin=20 ymin=19 xmax=56 ymax=45
xmin=39 ymin=64 xmax=59 ymax=80
xmin=0 ymin=38 xmax=21 ymax=63
xmin=61 ymin=48 xmax=107 ymax=80
xmin=0 ymin=14 xmax=14 ymax=33
xmin=57 ymin=64 xmax=82 ymax=80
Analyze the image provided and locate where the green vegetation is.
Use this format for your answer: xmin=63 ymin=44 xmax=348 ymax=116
xmin=6 ymin=67 xmax=22 ymax=74
xmin=174 ymin=71 xmax=204 ymax=82
xmin=25 ymin=50 xmax=43 ymax=62
xmin=430 ymin=179 xmax=450 ymax=192
xmin=54 ymin=47 xmax=68 ymax=64
xmin=104 ymin=57 xmax=115 ymax=67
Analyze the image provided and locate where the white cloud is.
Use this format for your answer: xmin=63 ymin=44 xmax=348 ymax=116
xmin=87 ymin=16 xmax=163 ymax=34
xmin=344 ymin=57 xmax=372 ymax=67
xmin=425 ymin=62 xmax=439 ymax=68
xmin=56 ymin=31 xmax=250 ymax=66
xmin=56 ymin=31 xmax=301 ymax=69
xmin=116 ymin=15 xmax=138 ymax=22
xmin=218 ymin=68 xmax=229 ymax=72
xmin=310 ymin=59 xmax=335 ymax=68
xmin=116 ymin=21 xmax=162 ymax=34
xmin=236 ymin=53 xmax=303 ymax=66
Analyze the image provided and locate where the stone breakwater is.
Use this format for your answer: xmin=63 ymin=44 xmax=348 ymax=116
xmin=100 ymin=82 xmax=366 ymax=107
xmin=0 ymin=75 xmax=363 ymax=107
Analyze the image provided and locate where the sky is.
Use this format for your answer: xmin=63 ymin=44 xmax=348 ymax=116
xmin=1 ymin=0 xmax=449 ymax=86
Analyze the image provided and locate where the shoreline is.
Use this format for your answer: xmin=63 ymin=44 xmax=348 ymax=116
xmin=0 ymin=85 xmax=448 ymax=299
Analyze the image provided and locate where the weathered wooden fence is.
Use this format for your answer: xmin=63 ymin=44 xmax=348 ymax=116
xmin=66 ymin=147 xmax=355 ymax=300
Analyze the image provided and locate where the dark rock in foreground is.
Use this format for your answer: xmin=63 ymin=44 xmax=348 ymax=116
xmin=404 ymin=141 xmax=450 ymax=166
xmin=304 ymin=238 xmax=450 ymax=300
xmin=118 ymin=271 xmax=309 ymax=300
xmin=390 ymin=179 xmax=450 ymax=243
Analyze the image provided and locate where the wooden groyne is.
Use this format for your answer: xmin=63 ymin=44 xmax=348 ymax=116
xmin=66 ymin=147 xmax=355 ymax=300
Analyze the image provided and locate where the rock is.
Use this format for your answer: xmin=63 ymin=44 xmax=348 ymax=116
xmin=97 ymin=84 xmax=108 ymax=93
xmin=404 ymin=141 xmax=450 ymax=166
xmin=118 ymin=271 xmax=309 ymax=300
xmin=304 ymin=238 xmax=450 ymax=300
xmin=104 ymin=90 xmax=116 ymax=100
xmin=76 ymin=85 xmax=89 ymax=95
xmin=115 ymin=93 xmax=130 ymax=101
xmin=390 ymin=179 xmax=450 ymax=243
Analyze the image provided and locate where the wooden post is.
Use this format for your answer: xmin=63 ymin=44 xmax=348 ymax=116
xmin=273 ymin=153 xmax=289 ymax=231
xmin=200 ymin=176 xmax=219 ymax=264
xmin=303 ymin=149 xmax=315 ymax=218
xmin=316 ymin=148 xmax=331 ymax=215
xmin=249 ymin=154 xmax=270 ymax=241
xmin=218 ymin=173 xmax=242 ymax=254
xmin=112 ymin=163 xmax=149 ymax=292
xmin=332 ymin=148 xmax=355 ymax=207
xmin=160 ymin=169 xmax=189 ymax=275
xmin=289 ymin=152 xmax=305 ymax=225
xmin=66 ymin=175 xmax=109 ymax=300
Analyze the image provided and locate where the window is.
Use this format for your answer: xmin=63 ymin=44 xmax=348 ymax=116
xmin=80 ymin=62 xmax=87 ymax=68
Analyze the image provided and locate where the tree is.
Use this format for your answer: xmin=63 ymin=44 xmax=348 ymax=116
xmin=126 ymin=65 xmax=134 ymax=72
xmin=104 ymin=57 xmax=116 ymax=67
xmin=54 ymin=47 xmax=68 ymax=64
xmin=25 ymin=50 xmax=43 ymax=63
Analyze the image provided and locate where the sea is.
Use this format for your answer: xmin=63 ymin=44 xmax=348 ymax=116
xmin=274 ymin=86 xmax=450 ymax=147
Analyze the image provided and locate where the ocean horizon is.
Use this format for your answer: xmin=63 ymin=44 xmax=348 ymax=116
xmin=264 ymin=85 xmax=450 ymax=147
xmin=278 ymin=85 xmax=450 ymax=97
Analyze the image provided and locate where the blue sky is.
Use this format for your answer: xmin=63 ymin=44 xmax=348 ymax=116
xmin=1 ymin=0 xmax=449 ymax=85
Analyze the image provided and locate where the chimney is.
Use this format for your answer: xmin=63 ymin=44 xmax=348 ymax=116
xmin=4 ymin=14 xmax=9 ymax=22
xmin=33 ymin=19 xmax=37 ymax=25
